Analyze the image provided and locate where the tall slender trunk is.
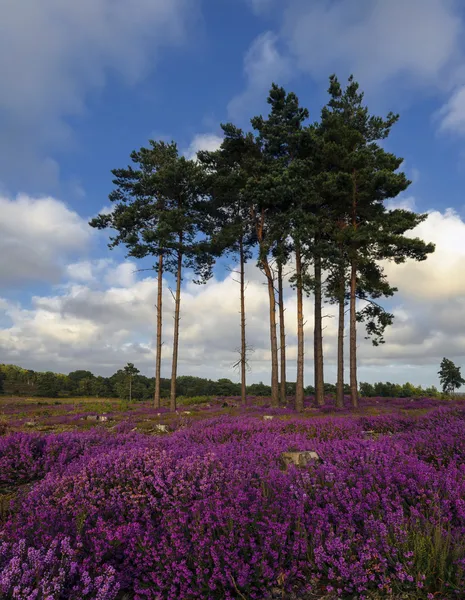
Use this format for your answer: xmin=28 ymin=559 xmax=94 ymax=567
xmin=170 ymin=244 xmax=182 ymax=412
xmin=314 ymin=254 xmax=325 ymax=405
xmin=349 ymin=261 xmax=358 ymax=407
xmin=295 ymin=245 xmax=304 ymax=412
xmin=336 ymin=271 xmax=345 ymax=408
xmin=350 ymin=169 xmax=359 ymax=408
xmin=129 ymin=376 xmax=132 ymax=403
xmin=239 ymin=236 xmax=247 ymax=406
xmin=277 ymin=261 xmax=286 ymax=405
xmin=154 ymin=253 xmax=163 ymax=408
xmin=262 ymin=257 xmax=279 ymax=407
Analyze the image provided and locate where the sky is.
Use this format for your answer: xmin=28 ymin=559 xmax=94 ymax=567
xmin=1 ymin=0 xmax=465 ymax=388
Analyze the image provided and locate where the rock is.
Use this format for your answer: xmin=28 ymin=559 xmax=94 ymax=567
xmin=280 ymin=451 xmax=322 ymax=469
xmin=25 ymin=421 xmax=36 ymax=427
xmin=361 ymin=430 xmax=376 ymax=439
xmin=182 ymin=411 xmax=192 ymax=415
xmin=115 ymin=592 xmax=133 ymax=600
xmin=155 ymin=424 xmax=168 ymax=433
xmin=86 ymin=415 xmax=99 ymax=421
xmin=263 ymin=415 xmax=274 ymax=420
xmin=98 ymin=415 xmax=109 ymax=422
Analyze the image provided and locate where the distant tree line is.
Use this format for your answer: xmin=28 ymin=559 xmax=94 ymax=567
xmin=0 ymin=363 xmax=451 ymax=401
xmin=91 ymin=74 xmax=435 ymax=412
xmin=0 ymin=363 xmax=287 ymax=400
xmin=359 ymin=381 xmax=440 ymax=398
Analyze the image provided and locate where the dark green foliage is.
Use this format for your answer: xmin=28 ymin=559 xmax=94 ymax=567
xmin=438 ymin=358 xmax=465 ymax=395
xmin=90 ymin=140 xmax=213 ymax=282
xmin=360 ymin=381 xmax=441 ymax=398
xmin=319 ymin=74 xmax=434 ymax=292
xmin=36 ymin=372 xmax=60 ymax=398
xmin=246 ymin=382 xmax=272 ymax=397
xmin=197 ymin=126 xmax=256 ymax=262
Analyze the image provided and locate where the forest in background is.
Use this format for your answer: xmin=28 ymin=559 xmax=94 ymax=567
xmin=0 ymin=362 xmax=442 ymax=400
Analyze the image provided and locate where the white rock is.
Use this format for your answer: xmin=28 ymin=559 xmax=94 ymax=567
xmin=263 ymin=415 xmax=274 ymax=421
xmin=155 ymin=424 xmax=168 ymax=433
xmin=280 ymin=451 xmax=322 ymax=469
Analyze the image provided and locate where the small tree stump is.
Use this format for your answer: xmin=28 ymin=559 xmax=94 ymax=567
xmin=280 ymin=451 xmax=322 ymax=470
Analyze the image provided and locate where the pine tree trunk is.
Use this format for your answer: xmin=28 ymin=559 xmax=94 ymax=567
xmin=277 ymin=261 xmax=286 ymax=405
xmin=262 ymin=257 xmax=279 ymax=407
xmin=295 ymin=245 xmax=304 ymax=412
xmin=170 ymin=245 xmax=182 ymax=412
xmin=350 ymin=168 xmax=359 ymax=408
xmin=314 ymin=254 xmax=325 ymax=406
xmin=129 ymin=376 xmax=132 ymax=403
xmin=336 ymin=272 xmax=345 ymax=408
xmin=349 ymin=260 xmax=358 ymax=408
xmin=239 ymin=236 xmax=247 ymax=406
xmin=154 ymin=253 xmax=163 ymax=408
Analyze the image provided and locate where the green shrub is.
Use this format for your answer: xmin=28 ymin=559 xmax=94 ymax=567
xmin=177 ymin=395 xmax=213 ymax=406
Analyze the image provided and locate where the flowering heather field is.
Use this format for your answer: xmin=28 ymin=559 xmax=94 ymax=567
xmin=1 ymin=397 xmax=465 ymax=599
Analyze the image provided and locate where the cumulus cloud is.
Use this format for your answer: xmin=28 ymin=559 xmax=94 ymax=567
xmin=228 ymin=32 xmax=293 ymax=121
xmin=0 ymin=199 xmax=464 ymax=386
xmin=438 ymin=85 xmax=465 ymax=135
xmin=0 ymin=193 xmax=91 ymax=285
xmin=282 ymin=0 xmax=462 ymax=89
xmin=0 ymin=0 xmax=200 ymax=189
xmin=185 ymin=133 xmax=223 ymax=160
xmin=230 ymin=0 xmax=464 ymax=129
xmin=384 ymin=207 xmax=465 ymax=300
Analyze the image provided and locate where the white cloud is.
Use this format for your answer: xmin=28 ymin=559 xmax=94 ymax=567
xmin=0 ymin=193 xmax=91 ymax=285
xmin=104 ymin=262 xmax=137 ymax=288
xmin=438 ymin=85 xmax=465 ymax=135
xmin=384 ymin=207 xmax=465 ymax=300
xmin=185 ymin=133 xmax=223 ymax=160
xmin=0 ymin=0 xmax=200 ymax=189
xmin=0 ymin=201 xmax=465 ymax=386
xmin=385 ymin=196 xmax=417 ymax=212
xmin=228 ymin=32 xmax=293 ymax=120
xmin=282 ymin=0 xmax=462 ymax=90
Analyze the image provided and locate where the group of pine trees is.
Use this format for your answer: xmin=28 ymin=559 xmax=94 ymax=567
xmin=91 ymin=75 xmax=435 ymax=412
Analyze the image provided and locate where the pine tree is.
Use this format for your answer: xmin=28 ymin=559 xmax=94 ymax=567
xmin=197 ymin=129 xmax=257 ymax=406
xmin=318 ymin=75 xmax=434 ymax=407
xmin=251 ymin=84 xmax=310 ymax=408
xmin=438 ymin=358 xmax=465 ymax=395
xmin=208 ymin=122 xmax=283 ymax=406
xmin=91 ymin=141 xmax=212 ymax=412
xmin=124 ymin=363 xmax=140 ymax=403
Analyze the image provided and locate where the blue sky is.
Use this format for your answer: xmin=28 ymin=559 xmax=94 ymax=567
xmin=1 ymin=0 xmax=465 ymax=388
